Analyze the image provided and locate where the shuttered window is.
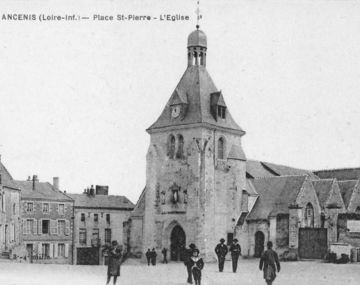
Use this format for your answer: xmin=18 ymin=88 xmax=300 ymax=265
xmin=105 ymin=229 xmax=112 ymax=244
xmin=59 ymin=204 xmax=65 ymax=215
xmin=58 ymin=220 xmax=65 ymax=235
xmin=58 ymin=243 xmax=65 ymax=257
xmin=79 ymin=229 xmax=86 ymax=245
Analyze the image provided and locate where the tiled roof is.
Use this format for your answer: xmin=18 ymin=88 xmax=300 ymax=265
xmin=147 ymin=65 xmax=244 ymax=134
xmin=228 ymin=145 xmax=246 ymax=161
xmin=312 ymin=179 xmax=334 ymax=208
xmin=245 ymin=179 xmax=258 ymax=196
xmin=246 ymin=160 xmax=275 ymax=179
xmin=0 ymin=161 xmax=20 ymax=190
xmin=314 ymin=168 xmax=360 ymax=181
xmin=246 ymin=160 xmax=317 ymax=179
xmin=338 ymin=180 xmax=358 ymax=208
xmin=262 ymin=161 xmax=318 ymax=179
xmin=130 ymin=187 xmax=146 ymax=216
xmin=16 ymin=180 xmax=73 ymax=201
xmin=247 ymin=176 xmax=306 ymax=220
xmin=68 ymin=193 xmax=134 ymax=209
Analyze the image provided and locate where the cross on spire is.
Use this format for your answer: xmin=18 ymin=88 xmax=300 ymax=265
xmin=195 ymin=0 xmax=202 ymax=29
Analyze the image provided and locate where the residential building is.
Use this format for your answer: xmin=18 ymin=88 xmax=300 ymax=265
xmin=68 ymin=185 xmax=134 ymax=265
xmin=16 ymin=176 xmax=74 ymax=264
xmin=0 ymin=160 xmax=21 ymax=258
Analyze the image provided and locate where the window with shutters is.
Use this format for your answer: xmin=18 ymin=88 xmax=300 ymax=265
xmin=26 ymin=202 xmax=33 ymax=213
xmin=59 ymin=204 xmax=65 ymax=215
xmin=80 ymin=213 xmax=85 ymax=222
xmin=58 ymin=220 xmax=65 ymax=235
xmin=106 ymin=214 xmax=110 ymax=224
xmin=43 ymin=203 xmax=49 ymax=214
xmin=105 ymin=229 xmax=112 ymax=244
xmin=79 ymin=228 xmax=86 ymax=245
xmin=25 ymin=219 xmax=34 ymax=235
xmin=58 ymin=243 xmax=65 ymax=257
xmin=42 ymin=220 xmax=50 ymax=234
xmin=42 ymin=243 xmax=50 ymax=258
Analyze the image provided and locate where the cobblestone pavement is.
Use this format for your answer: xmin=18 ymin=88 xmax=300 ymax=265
xmin=0 ymin=258 xmax=359 ymax=285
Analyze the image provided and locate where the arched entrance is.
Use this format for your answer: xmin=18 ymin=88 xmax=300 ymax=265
xmin=254 ymin=231 xmax=264 ymax=257
xmin=170 ymin=225 xmax=186 ymax=261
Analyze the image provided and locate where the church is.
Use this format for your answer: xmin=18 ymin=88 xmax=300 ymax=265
xmin=124 ymin=27 xmax=360 ymax=262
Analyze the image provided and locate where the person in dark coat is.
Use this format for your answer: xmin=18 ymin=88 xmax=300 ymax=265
xmin=189 ymin=249 xmax=204 ymax=285
xmin=184 ymin=243 xmax=197 ymax=284
xmin=215 ymin=238 xmax=228 ymax=272
xmin=161 ymin=248 xmax=168 ymax=264
xmin=145 ymin=249 xmax=151 ymax=266
xmin=106 ymin=241 xmax=122 ymax=285
xmin=229 ymin=238 xmax=241 ymax=273
xmin=150 ymin=248 xmax=157 ymax=265
xmin=259 ymin=241 xmax=280 ymax=285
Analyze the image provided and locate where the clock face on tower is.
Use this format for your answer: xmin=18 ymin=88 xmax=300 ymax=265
xmin=171 ymin=105 xmax=181 ymax=118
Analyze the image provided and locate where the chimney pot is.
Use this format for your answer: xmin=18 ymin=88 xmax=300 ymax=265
xmin=53 ymin=177 xmax=59 ymax=190
xmin=32 ymin=175 xmax=38 ymax=190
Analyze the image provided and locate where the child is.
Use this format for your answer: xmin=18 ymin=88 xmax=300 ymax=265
xmin=189 ymin=248 xmax=204 ymax=285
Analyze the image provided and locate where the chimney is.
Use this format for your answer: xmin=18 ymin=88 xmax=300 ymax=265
xmin=53 ymin=177 xmax=59 ymax=190
xmin=32 ymin=175 xmax=38 ymax=190
xmin=89 ymin=185 xmax=95 ymax=196
xmin=96 ymin=185 xmax=109 ymax=195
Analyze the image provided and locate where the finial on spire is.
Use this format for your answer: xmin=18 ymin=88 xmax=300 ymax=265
xmin=195 ymin=0 xmax=202 ymax=29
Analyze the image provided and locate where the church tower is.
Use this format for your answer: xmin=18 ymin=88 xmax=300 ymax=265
xmin=142 ymin=27 xmax=247 ymax=261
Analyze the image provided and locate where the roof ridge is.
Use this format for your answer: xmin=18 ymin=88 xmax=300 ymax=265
xmin=314 ymin=167 xmax=360 ymax=172
xmin=254 ymin=174 xmax=307 ymax=180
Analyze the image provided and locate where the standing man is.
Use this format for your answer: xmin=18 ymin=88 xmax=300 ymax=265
xmin=106 ymin=241 xmax=122 ymax=285
xmin=161 ymin=248 xmax=168 ymax=264
xmin=229 ymin=238 xmax=241 ymax=273
xmin=184 ymin=243 xmax=196 ymax=284
xmin=151 ymin=248 xmax=157 ymax=265
xmin=259 ymin=241 xmax=280 ymax=285
xmin=145 ymin=249 xmax=151 ymax=266
xmin=214 ymin=238 xmax=228 ymax=272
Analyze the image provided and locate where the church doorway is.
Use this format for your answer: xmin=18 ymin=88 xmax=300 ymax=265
xmin=254 ymin=231 xmax=264 ymax=257
xmin=170 ymin=225 xmax=186 ymax=261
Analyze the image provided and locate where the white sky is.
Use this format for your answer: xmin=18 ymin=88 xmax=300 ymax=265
xmin=0 ymin=0 xmax=360 ymax=203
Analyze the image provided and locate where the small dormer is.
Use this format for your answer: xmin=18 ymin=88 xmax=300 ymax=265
xmin=169 ymin=89 xmax=188 ymax=120
xmin=210 ymin=91 xmax=227 ymax=121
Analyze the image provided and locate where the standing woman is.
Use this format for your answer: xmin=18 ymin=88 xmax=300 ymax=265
xmin=107 ymin=240 xmax=122 ymax=285
xmin=259 ymin=241 xmax=280 ymax=285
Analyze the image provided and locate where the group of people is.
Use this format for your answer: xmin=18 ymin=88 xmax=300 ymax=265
xmin=145 ymin=248 xmax=158 ymax=265
xmin=214 ymin=238 xmax=281 ymax=285
xmin=183 ymin=243 xmax=205 ymax=285
xmin=214 ymin=238 xmax=241 ymax=273
xmin=104 ymin=239 xmax=280 ymax=285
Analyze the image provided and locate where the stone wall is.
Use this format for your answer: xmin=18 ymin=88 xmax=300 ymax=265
xmin=73 ymin=207 xmax=131 ymax=264
xmin=0 ymin=187 xmax=21 ymax=252
xmin=21 ymin=199 xmax=73 ymax=264
xmin=141 ymin=125 xmax=246 ymax=261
